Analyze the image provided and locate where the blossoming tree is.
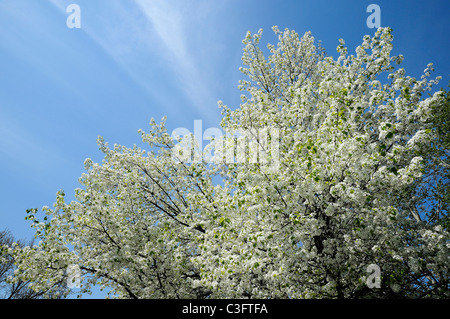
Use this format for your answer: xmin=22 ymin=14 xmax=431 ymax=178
xmin=8 ymin=27 xmax=448 ymax=298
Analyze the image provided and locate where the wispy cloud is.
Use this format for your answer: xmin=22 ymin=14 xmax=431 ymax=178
xmin=134 ymin=0 xmax=220 ymax=120
xmin=47 ymin=0 xmax=155 ymax=98
xmin=47 ymin=0 xmax=221 ymax=123
xmin=134 ymin=0 xmax=188 ymax=61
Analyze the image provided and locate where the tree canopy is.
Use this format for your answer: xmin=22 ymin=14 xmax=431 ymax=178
xmin=6 ymin=27 xmax=449 ymax=298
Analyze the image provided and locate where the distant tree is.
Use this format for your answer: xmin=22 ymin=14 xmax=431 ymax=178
xmin=10 ymin=27 xmax=449 ymax=298
xmin=0 ymin=229 xmax=66 ymax=299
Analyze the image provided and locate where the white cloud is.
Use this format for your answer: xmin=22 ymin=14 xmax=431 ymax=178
xmin=47 ymin=0 xmax=220 ymax=122
xmin=134 ymin=0 xmax=188 ymax=61
xmin=134 ymin=0 xmax=219 ymax=119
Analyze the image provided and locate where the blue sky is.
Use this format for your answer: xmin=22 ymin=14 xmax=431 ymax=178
xmin=0 ymin=0 xmax=449 ymax=297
